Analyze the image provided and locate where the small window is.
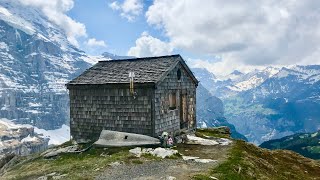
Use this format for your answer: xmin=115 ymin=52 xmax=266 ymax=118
xmin=169 ymin=92 xmax=176 ymax=110
xmin=177 ymin=69 xmax=181 ymax=80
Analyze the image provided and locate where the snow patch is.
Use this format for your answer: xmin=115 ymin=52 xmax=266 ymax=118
xmin=28 ymin=102 xmax=42 ymax=107
xmin=0 ymin=42 xmax=9 ymax=51
xmin=21 ymin=135 xmax=38 ymax=143
xmin=0 ymin=5 xmax=36 ymax=35
xmin=0 ymin=118 xmax=32 ymax=129
xmin=194 ymin=159 xmax=217 ymax=163
xmin=34 ymin=124 xmax=70 ymax=145
xmin=80 ymin=55 xmax=110 ymax=65
xmin=186 ymin=135 xmax=219 ymax=145
xmin=0 ymin=6 xmax=11 ymax=16
xmin=234 ymin=76 xmax=264 ymax=91
xmin=200 ymin=121 xmax=207 ymax=128
xmin=0 ymin=119 xmax=70 ymax=145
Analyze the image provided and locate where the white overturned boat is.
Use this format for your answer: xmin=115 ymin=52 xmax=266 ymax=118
xmin=94 ymin=130 xmax=160 ymax=147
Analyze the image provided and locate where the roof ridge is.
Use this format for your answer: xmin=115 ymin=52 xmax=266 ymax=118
xmin=98 ymin=54 xmax=181 ymax=62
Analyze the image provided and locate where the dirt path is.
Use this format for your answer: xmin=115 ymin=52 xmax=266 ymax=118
xmin=96 ymin=144 xmax=231 ymax=180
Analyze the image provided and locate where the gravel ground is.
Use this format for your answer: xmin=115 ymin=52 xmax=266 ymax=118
xmin=96 ymin=159 xmax=218 ymax=180
xmin=96 ymin=144 xmax=231 ymax=180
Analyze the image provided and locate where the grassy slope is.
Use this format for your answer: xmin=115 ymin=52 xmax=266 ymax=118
xmin=195 ymin=140 xmax=320 ymax=180
xmin=1 ymin=146 xmax=144 ymax=180
xmin=260 ymin=131 xmax=320 ymax=160
xmin=2 ymin=129 xmax=320 ymax=180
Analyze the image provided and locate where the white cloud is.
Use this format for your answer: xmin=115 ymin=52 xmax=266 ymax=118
xmin=188 ymin=57 xmax=265 ymax=77
xmin=86 ymin=38 xmax=107 ymax=47
xmin=18 ymin=0 xmax=87 ymax=46
xmin=109 ymin=1 xmax=121 ymax=10
xmin=109 ymin=0 xmax=143 ymax=21
xmin=146 ymin=0 xmax=320 ymax=73
xmin=128 ymin=32 xmax=173 ymax=57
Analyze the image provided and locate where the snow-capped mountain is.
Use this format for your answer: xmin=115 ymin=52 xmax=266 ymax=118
xmin=0 ymin=1 xmax=94 ymax=130
xmin=227 ymin=67 xmax=281 ymax=92
xmin=193 ymin=66 xmax=281 ymax=98
xmin=247 ymin=65 xmax=320 ymax=100
xmin=194 ymin=65 xmax=320 ymax=144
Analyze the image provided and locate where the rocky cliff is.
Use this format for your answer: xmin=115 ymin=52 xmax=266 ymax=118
xmin=0 ymin=119 xmax=48 ymax=156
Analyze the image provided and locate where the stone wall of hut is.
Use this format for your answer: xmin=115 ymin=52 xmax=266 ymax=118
xmin=154 ymin=63 xmax=197 ymax=136
xmin=68 ymin=85 xmax=154 ymax=142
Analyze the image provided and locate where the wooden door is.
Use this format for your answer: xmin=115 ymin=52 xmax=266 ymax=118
xmin=180 ymin=94 xmax=188 ymax=129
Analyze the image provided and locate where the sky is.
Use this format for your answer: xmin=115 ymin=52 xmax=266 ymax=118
xmin=19 ymin=0 xmax=320 ymax=76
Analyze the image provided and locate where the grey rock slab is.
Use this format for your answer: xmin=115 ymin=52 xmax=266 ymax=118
xmin=94 ymin=130 xmax=160 ymax=147
xmin=42 ymin=145 xmax=78 ymax=158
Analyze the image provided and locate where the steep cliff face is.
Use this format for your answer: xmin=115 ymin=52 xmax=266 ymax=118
xmin=0 ymin=1 xmax=92 ymax=130
xmin=0 ymin=119 xmax=48 ymax=156
xmin=196 ymin=85 xmax=247 ymax=140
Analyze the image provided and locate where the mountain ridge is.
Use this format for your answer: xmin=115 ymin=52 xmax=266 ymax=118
xmin=260 ymin=130 xmax=320 ymax=160
xmin=194 ymin=65 xmax=320 ymax=144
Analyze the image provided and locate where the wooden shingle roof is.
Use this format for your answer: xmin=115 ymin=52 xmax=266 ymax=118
xmin=67 ymin=54 xmax=198 ymax=85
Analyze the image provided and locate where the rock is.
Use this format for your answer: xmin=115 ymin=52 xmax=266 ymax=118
xmin=94 ymin=130 xmax=160 ymax=147
xmin=142 ymin=148 xmax=154 ymax=154
xmin=52 ymin=174 xmax=67 ymax=180
xmin=209 ymin=176 xmax=219 ymax=180
xmin=163 ymin=176 xmax=176 ymax=180
xmin=186 ymin=135 xmax=219 ymax=145
xmin=129 ymin=147 xmax=142 ymax=157
xmin=109 ymin=161 xmax=121 ymax=167
xmin=216 ymin=138 xmax=232 ymax=146
xmin=37 ymin=176 xmax=48 ymax=180
xmin=151 ymin=148 xmax=178 ymax=159
xmin=0 ymin=153 xmax=15 ymax=169
xmin=182 ymin=156 xmax=199 ymax=161
xmin=198 ymin=127 xmax=231 ymax=137
xmin=37 ymin=172 xmax=67 ymax=180
xmin=182 ymin=155 xmax=217 ymax=163
xmin=194 ymin=159 xmax=217 ymax=163
xmin=185 ymin=135 xmax=232 ymax=146
xmin=0 ymin=120 xmax=49 ymax=156
xmin=42 ymin=145 xmax=78 ymax=158
xmin=129 ymin=147 xmax=178 ymax=159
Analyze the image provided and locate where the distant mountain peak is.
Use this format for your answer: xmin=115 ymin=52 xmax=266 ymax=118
xmin=101 ymin=52 xmax=135 ymax=60
xmin=230 ymin=70 xmax=243 ymax=76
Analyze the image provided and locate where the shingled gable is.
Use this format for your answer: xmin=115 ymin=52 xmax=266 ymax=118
xmin=66 ymin=54 xmax=198 ymax=86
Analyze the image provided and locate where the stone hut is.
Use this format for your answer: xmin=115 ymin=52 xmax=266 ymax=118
xmin=66 ymin=55 xmax=198 ymax=143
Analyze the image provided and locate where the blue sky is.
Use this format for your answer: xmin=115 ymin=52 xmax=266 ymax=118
xmin=68 ymin=0 xmax=162 ymax=56
xmin=59 ymin=0 xmax=320 ymax=75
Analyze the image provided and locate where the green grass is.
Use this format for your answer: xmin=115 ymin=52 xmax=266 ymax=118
xmin=2 ymin=147 xmax=133 ymax=180
xmin=224 ymin=96 xmax=276 ymax=117
xmin=211 ymin=141 xmax=251 ymax=180
xmin=307 ymin=146 xmax=320 ymax=154
xmin=2 ymin=144 xmax=184 ymax=180
xmin=131 ymin=159 xmax=143 ymax=164
xmin=196 ymin=128 xmax=230 ymax=139
xmin=192 ymin=174 xmax=213 ymax=180
xmin=191 ymin=140 xmax=320 ymax=180
xmin=141 ymin=153 xmax=162 ymax=161
xmin=208 ymin=140 xmax=320 ymax=180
